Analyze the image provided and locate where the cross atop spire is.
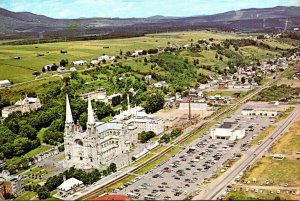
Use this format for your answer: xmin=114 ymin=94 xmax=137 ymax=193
xmin=87 ymin=96 xmax=95 ymax=125
xmin=66 ymin=94 xmax=74 ymax=123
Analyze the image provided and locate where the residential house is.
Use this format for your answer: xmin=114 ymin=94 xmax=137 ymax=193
xmin=0 ymin=80 xmax=11 ymax=87
xmin=72 ymin=60 xmax=87 ymax=66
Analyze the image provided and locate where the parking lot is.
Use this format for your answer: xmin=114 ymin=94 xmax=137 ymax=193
xmin=113 ymin=109 xmax=275 ymax=200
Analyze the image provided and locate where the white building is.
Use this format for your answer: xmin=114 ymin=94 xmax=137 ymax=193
xmin=70 ymin=67 xmax=77 ymax=72
xmin=241 ymin=102 xmax=284 ymax=117
xmin=210 ymin=121 xmax=245 ymax=140
xmin=57 ymin=177 xmax=84 ymax=198
xmin=72 ymin=60 xmax=87 ymax=66
xmin=179 ymin=102 xmax=208 ymax=111
xmin=2 ymin=96 xmax=42 ymax=118
xmin=113 ymin=105 xmax=164 ymax=135
xmin=0 ymin=80 xmax=11 ymax=87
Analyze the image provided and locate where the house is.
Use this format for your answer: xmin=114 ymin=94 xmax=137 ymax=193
xmin=144 ymin=75 xmax=152 ymax=84
xmin=57 ymin=177 xmax=85 ymax=198
xmin=210 ymin=121 xmax=245 ymax=140
xmin=57 ymin=66 xmax=66 ymax=73
xmin=72 ymin=60 xmax=87 ymax=66
xmin=153 ymin=81 xmax=167 ymax=88
xmin=70 ymin=67 xmax=77 ymax=72
xmin=0 ymin=80 xmax=11 ymax=87
xmin=131 ymin=50 xmax=143 ymax=57
xmin=218 ymin=81 xmax=229 ymax=89
xmin=98 ymin=55 xmax=110 ymax=62
xmin=44 ymin=64 xmax=55 ymax=71
xmin=91 ymin=60 xmax=100 ymax=65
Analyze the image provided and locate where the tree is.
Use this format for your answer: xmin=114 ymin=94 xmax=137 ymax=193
xmin=60 ymin=59 xmax=67 ymax=67
xmin=18 ymin=125 xmax=37 ymax=140
xmin=241 ymin=76 xmax=246 ymax=84
xmin=119 ymin=49 xmax=123 ymax=56
xmin=37 ymin=186 xmax=50 ymax=200
xmin=108 ymin=163 xmax=117 ymax=173
xmin=144 ymin=93 xmax=164 ymax=114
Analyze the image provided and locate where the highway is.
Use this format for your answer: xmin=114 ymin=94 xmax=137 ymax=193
xmin=76 ymin=76 xmax=279 ymax=200
xmin=196 ymin=104 xmax=300 ymax=200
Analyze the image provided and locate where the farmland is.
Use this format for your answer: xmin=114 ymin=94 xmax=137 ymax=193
xmin=0 ymin=30 xmax=293 ymax=83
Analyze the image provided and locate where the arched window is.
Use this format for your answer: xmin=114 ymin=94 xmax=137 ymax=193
xmin=75 ymin=139 xmax=84 ymax=146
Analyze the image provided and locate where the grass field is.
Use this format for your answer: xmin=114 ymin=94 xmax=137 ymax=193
xmin=0 ymin=30 xmax=293 ymax=84
xmin=240 ymin=46 xmax=280 ymax=62
xmin=15 ymin=191 xmax=37 ymax=201
xmin=23 ymin=145 xmax=52 ymax=159
xmin=243 ymin=117 xmax=300 ymax=187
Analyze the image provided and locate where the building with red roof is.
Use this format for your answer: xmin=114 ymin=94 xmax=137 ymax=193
xmin=93 ymin=194 xmax=133 ymax=201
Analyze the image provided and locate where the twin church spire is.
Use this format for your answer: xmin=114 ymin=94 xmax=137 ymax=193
xmin=65 ymin=94 xmax=95 ymax=127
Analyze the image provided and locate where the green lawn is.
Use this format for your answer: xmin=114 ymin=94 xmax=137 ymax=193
xmin=240 ymin=46 xmax=280 ymax=62
xmin=15 ymin=191 xmax=37 ymax=200
xmin=37 ymin=127 xmax=48 ymax=143
xmin=23 ymin=145 xmax=52 ymax=159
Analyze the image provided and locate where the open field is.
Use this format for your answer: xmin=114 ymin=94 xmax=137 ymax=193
xmin=240 ymin=45 xmax=280 ymax=62
xmin=0 ymin=30 xmax=291 ymax=84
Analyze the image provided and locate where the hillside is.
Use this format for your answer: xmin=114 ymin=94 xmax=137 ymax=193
xmin=0 ymin=6 xmax=300 ymax=39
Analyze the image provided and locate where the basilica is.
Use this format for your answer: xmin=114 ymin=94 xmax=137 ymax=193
xmin=64 ymin=94 xmax=164 ymax=169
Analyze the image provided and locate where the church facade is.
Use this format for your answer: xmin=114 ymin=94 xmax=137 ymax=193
xmin=64 ymin=95 xmax=137 ymax=169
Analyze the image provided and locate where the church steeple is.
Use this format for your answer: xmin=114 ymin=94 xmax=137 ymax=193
xmin=87 ymin=96 xmax=95 ymax=125
xmin=66 ymin=94 xmax=73 ymax=124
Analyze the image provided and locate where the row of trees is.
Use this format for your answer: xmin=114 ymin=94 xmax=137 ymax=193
xmin=159 ymin=128 xmax=183 ymax=143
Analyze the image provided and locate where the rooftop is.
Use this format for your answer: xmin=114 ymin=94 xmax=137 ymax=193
xmin=57 ymin=177 xmax=83 ymax=191
xmin=93 ymin=194 xmax=133 ymax=201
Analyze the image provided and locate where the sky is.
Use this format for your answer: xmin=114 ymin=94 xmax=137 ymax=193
xmin=1 ymin=0 xmax=300 ymax=19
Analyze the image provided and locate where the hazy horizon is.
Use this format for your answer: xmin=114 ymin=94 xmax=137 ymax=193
xmin=1 ymin=0 xmax=300 ymax=19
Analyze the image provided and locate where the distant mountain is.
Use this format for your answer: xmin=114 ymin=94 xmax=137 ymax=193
xmin=1 ymin=6 xmax=300 ymax=39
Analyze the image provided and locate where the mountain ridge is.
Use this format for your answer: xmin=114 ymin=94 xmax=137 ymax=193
xmin=1 ymin=6 xmax=300 ymax=39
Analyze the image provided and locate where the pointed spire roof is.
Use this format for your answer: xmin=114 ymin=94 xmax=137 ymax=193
xmin=66 ymin=94 xmax=73 ymax=123
xmin=87 ymin=96 xmax=95 ymax=125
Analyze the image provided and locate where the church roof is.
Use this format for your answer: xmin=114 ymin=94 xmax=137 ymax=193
xmin=96 ymin=122 xmax=123 ymax=133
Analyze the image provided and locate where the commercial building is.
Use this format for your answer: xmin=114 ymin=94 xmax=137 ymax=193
xmin=210 ymin=121 xmax=245 ymax=140
xmin=241 ymin=102 xmax=286 ymax=117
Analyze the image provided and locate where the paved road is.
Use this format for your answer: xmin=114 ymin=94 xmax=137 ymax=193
xmin=196 ymin=105 xmax=300 ymax=200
